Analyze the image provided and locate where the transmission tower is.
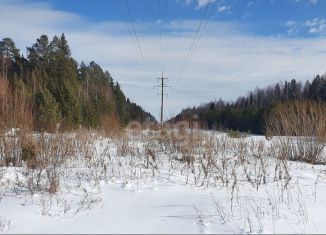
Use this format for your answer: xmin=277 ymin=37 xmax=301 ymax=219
xmin=157 ymin=71 xmax=169 ymax=124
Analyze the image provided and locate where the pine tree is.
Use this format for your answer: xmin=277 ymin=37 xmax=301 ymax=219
xmin=35 ymin=88 xmax=61 ymax=129
xmin=0 ymin=37 xmax=20 ymax=79
xmin=0 ymin=34 xmax=155 ymax=131
xmin=27 ymin=35 xmax=49 ymax=68
xmin=274 ymin=83 xmax=282 ymax=101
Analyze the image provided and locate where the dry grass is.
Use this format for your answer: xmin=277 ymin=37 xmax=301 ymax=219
xmin=0 ymin=124 xmax=317 ymax=232
xmin=0 ymin=134 xmax=21 ymax=167
xmin=100 ymin=113 xmax=122 ymax=136
xmin=266 ymin=100 xmax=326 ymax=164
xmin=0 ymin=123 xmax=298 ymax=196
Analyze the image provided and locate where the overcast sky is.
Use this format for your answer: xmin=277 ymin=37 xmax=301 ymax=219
xmin=1 ymin=0 xmax=326 ymax=120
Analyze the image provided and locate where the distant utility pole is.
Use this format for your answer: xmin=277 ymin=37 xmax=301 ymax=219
xmin=157 ymin=71 xmax=169 ymax=125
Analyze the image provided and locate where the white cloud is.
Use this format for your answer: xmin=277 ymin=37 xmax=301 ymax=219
xmin=282 ymin=18 xmax=326 ymax=36
xmin=184 ymin=0 xmax=193 ymax=6
xmin=1 ymin=1 xmax=326 ymax=120
xmin=284 ymin=21 xmax=297 ymax=27
xmin=283 ymin=20 xmax=300 ymax=36
xmin=304 ymin=18 xmax=326 ymax=34
xmin=293 ymin=0 xmax=319 ymax=5
xmin=305 ymin=18 xmax=325 ymax=27
xmin=309 ymin=0 xmax=318 ymax=4
xmin=180 ymin=0 xmax=216 ymax=9
xmin=197 ymin=0 xmax=215 ymax=9
xmin=217 ymin=5 xmax=231 ymax=13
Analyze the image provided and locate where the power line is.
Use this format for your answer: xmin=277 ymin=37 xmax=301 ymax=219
xmin=177 ymin=2 xmax=187 ymax=38
xmin=182 ymin=1 xmax=211 ymax=70
xmin=189 ymin=0 xmax=218 ymax=61
xmin=175 ymin=0 xmax=212 ymax=85
xmin=122 ymin=0 xmax=216 ymax=121
xmin=124 ymin=0 xmax=148 ymax=71
xmin=144 ymin=0 xmax=151 ymax=36
xmin=159 ymin=0 xmax=162 ymax=71
xmin=163 ymin=0 xmax=169 ymax=73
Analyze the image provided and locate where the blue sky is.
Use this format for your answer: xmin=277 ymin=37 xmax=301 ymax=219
xmin=1 ymin=0 xmax=326 ymax=120
xmin=25 ymin=0 xmax=326 ymax=37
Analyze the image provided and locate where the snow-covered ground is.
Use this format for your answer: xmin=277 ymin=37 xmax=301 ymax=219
xmin=0 ymin=130 xmax=326 ymax=234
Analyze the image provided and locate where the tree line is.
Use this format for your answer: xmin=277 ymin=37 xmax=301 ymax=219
xmin=0 ymin=34 xmax=155 ymax=132
xmin=171 ymin=75 xmax=326 ymax=134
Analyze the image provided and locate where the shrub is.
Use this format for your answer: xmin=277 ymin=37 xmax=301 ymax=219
xmin=227 ymin=130 xmax=245 ymax=139
xmin=21 ymin=136 xmax=39 ymax=169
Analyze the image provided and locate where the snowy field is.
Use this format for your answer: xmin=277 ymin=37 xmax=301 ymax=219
xmin=0 ymin=129 xmax=326 ymax=234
